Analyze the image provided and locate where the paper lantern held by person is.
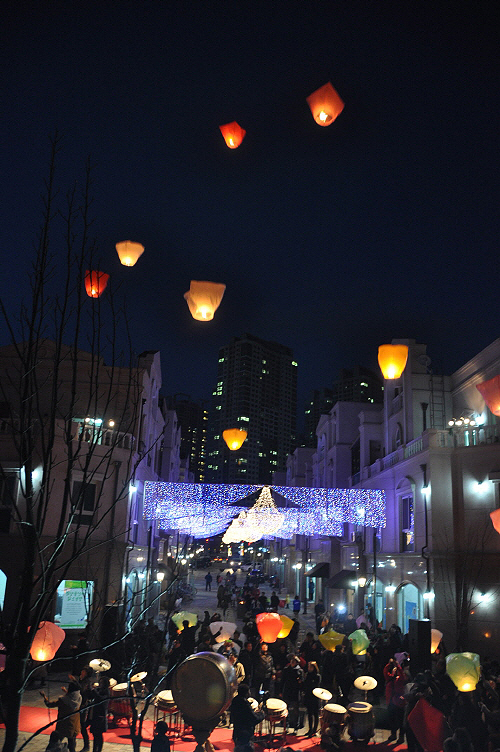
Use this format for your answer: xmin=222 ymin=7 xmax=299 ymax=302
xmin=446 ymin=652 xmax=480 ymax=692
xmin=277 ymin=614 xmax=294 ymax=639
xmin=431 ymin=629 xmax=443 ymax=654
xmin=378 ymin=344 xmax=409 ymax=380
xmin=184 ymin=280 xmax=226 ymax=321
xmin=219 ymin=122 xmax=246 ymax=149
xmin=256 ymin=612 xmax=282 ymax=644
xmin=349 ymin=628 xmax=370 ymax=656
xmin=319 ymin=630 xmax=344 ymax=651
xmin=476 ymin=375 xmax=500 ymax=417
xmin=85 ymin=270 xmax=110 ymax=298
xmin=306 ymin=82 xmax=344 ymax=126
xmin=30 ymin=621 xmax=66 ymax=661
xmin=115 ymin=240 xmax=145 ymax=267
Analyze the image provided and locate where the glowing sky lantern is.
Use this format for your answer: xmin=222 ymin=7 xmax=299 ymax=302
xmin=223 ymin=428 xmax=247 ymax=450
xmin=256 ymin=612 xmax=282 ymax=643
xmin=306 ymin=82 xmax=344 ymax=126
xmin=115 ymin=240 xmax=145 ymax=267
xmin=219 ymin=121 xmax=246 ymax=149
xmin=277 ymin=614 xmax=294 ymax=639
xmin=476 ymin=375 xmax=500 ymax=417
xmin=490 ymin=508 xmax=500 ymax=535
xmin=184 ymin=280 xmax=226 ymax=321
xmin=172 ymin=611 xmax=198 ymax=629
xmin=319 ymin=630 xmax=345 ymax=651
xmin=378 ymin=344 xmax=409 ymax=380
xmin=431 ymin=629 xmax=443 ymax=654
xmin=446 ymin=652 xmax=480 ymax=692
xmin=84 ymin=270 xmax=109 ymax=298
xmin=30 ymin=621 xmax=65 ymax=662
xmin=349 ymin=628 xmax=370 ymax=656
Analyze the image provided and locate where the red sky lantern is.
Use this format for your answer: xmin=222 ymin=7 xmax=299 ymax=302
xmin=306 ymin=82 xmax=344 ymax=126
xmin=476 ymin=375 xmax=500 ymax=417
xmin=490 ymin=508 xmax=500 ymax=535
xmin=30 ymin=621 xmax=65 ymax=661
xmin=256 ymin=612 xmax=282 ymax=643
xmin=219 ymin=121 xmax=246 ymax=149
xmin=85 ymin=270 xmax=110 ymax=298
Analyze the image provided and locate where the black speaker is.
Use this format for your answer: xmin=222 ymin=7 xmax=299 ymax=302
xmin=408 ymin=619 xmax=431 ymax=676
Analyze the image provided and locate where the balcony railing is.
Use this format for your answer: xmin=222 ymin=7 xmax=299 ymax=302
xmin=72 ymin=421 xmax=135 ymax=450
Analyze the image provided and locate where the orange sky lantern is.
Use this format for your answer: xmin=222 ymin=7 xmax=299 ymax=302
xmin=223 ymin=428 xmax=247 ymax=450
xmin=490 ymin=508 xmax=500 ymax=535
xmin=256 ymin=612 xmax=282 ymax=643
xmin=30 ymin=621 xmax=65 ymax=662
xmin=84 ymin=270 xmax=109 ymax=298
xmin=306 ymin=82 xmax=344 ymax=126
xmin=476 ymin=375 xmax=500 ymax=417
xmin=378 ymin=344 xmax=409 ymax=380
xmin=115 ymin=240 xmax=145 ymax=267
xmin=219 ymin=122 xmax=246 ymax=149
xmin=184 ymin=280 xmax=226 ymax=321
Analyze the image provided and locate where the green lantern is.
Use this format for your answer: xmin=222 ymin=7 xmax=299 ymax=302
xmin=446 ymin=652 xmax=480 ymax=692
xmin=349 ymin=628 xmax=370 ymax=655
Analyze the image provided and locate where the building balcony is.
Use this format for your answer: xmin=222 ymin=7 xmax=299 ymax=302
xmin=72 ymin=420 xmax=135 ymax=451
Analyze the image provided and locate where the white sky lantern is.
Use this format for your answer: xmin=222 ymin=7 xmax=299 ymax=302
xmin=184 ymin=280 xmax=226 ymax=321
xmin=115 ymin=240 xmax=145 ymax=267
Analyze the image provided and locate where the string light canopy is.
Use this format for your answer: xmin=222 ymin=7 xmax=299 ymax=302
xmin=476 ymin=375 xmax=500 ymax=417
xmin=85 ymin=270 xmax=109 ymax=298
xmin=246 ymin=486 xmax=284 ymax=537
xmin=306 ymin=82 xmax=344 ymax=126
xmin=219 ymin=121 xmax=246 ymax=149
xmin=144 ymin=481 xmax=386 ymax=539
xmin=223 ymin=428 xmax=247 ymax=450
xmin=222 ymin=510 xmax=261 ymax=544
xmin=30 ymin=621 xmax=66 ymax=661
xmin=115 ymin=240 xmax=145 ymax=267
xmin=378 ymin=344 xmax=409 ymax=380
xmin=184 ymin=280 xmax=226 ymax=321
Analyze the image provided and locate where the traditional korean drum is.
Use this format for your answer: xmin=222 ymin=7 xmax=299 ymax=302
xmin=172 ymin=652 xmax=238 ymax=729
xmin=266 ymin=698 xmax=287 ymax=720
xmin=109 ymin=683 xmax=134 ymax=723
xmin=111 ymin=682 xmax=130 ymax=697
xmin=155 ymin=690 xmax=176 ymax=711
xmin=320 ymin=703 xmax=346 ymax=735
xmin=347 ymin=701 xmax=374 ymax=742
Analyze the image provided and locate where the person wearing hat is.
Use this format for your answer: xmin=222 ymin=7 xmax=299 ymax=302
xmin=41 ymin=682 xmax=82 ymax=752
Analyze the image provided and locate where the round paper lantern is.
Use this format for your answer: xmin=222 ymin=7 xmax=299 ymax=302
xmin=184 ymin=280 xmax=226 ymax=321
xmin=319 ymin=630 xmax=344 ymax=651
xmin=219 ymin=121 xmax=246 ymax=149
xmin=85 ymin=270 xmax=110 ymax=298
xmin=476 ymin=375 xmax=500 ymax=417
xmin=277 ymin=614 xmax=294 ymax=639
xmin=306 ymin=82 xmax=344 ymax=126
xmin=490 ymin=508 xmax=500 ymax=535
xmin=115 ymin=240 xmax=145 ymax=267
xmin=378 ymin=344 xmax=409 ymax=380
xmin=431 ymin=629 xmax=443 ymax=654
xmin=256 ymin=612 xmax=282 ymax=644
xmin=349 ymin=629 xmax=370 ymax=656
xmin=30 ymin=621 xmax=65 ymax=661
xmin=446 ymin=652 xmax=480 ymax=692
xmin=223 ymin=428 xmax=247 ymax=451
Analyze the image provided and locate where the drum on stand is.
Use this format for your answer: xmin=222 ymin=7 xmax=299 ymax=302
xmin=109 ymin=683 xmax=135 ymax=725
xmin=347 ymin=701 xmax=374 ymax=742
xmin=154 ymin=689 xmax=181 ymax=736
xmin=320 ymin=703 xmax=346 ymax=735
xmin=265 ymin=698 xmax=288 ymax=742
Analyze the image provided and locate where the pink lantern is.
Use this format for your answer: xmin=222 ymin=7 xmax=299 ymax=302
xmin=30 ymin=621 xmax=66 ymax=661
xmin=256 ymin=612 xmax=282 ymax=643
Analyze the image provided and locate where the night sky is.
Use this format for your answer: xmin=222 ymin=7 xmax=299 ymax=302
xmin=1 ymin=2 xmax=499 ymax=414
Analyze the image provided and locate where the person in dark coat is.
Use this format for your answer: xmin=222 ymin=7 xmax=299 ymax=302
xmin=252 ymin=643 xmax=275 ymax=698
xmin=151 ymin=721 xmax=171 ymax=752
xmin=88 ymin=676 xmax=109 ymax=752
xmin=179 ymin=620 xmax=198 ymax=656
xmin=238 ymin=642 xmax=254 ymax=688
xmin=303 ymin=661 xmax=321 ymax=736
xmin=41 ymin=683 xmax=82 ymax=752
xmin=230 ymin=684 xmax=265 ymax=747
xmin=281 ymin=655 xmax=304 ymax=731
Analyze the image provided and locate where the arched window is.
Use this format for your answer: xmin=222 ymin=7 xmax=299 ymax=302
xmin=0 ymin=568 xmax=6 ymax=609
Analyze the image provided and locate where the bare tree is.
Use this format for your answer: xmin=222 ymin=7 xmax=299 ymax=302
xmin=0 ymin=137 xmax=172 ymax=752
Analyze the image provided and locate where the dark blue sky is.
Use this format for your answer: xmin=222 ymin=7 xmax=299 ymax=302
xmin=1 ymin=1 xmax=499 ymax=411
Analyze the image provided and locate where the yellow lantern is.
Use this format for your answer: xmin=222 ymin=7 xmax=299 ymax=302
xmin=223 ymin=428 xmax=247 ymax=451
xmin=306 ymin=82 xmax=344 ymax=126
xmin=431 ymin=628 xmax=443 ymax=654
xmin=277 ymin=614 xmax=294 ymax=639
xmin=378 ymin=344 xmax=409 ymax=380
xmin=184 ymin=280 xmax=226 ymax=321
xmin=319 ymin=630 xmax=344 ymax=651
xmin=30 ymin=621 xmax=66 ymax=662
xmin=172 ymin=611 xmax=198 ymax=630
xmin=349 ymin=629 xmax=370 ymax=656
xmin=446 ymin=652 xmax=480 ymax=692
xmin=115 ymin=240 xmax=145 ymax=267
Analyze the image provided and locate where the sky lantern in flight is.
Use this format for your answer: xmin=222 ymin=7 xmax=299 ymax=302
xmin=256 ymin=612 xmax=282 ymax=643
xmin=219 ymin=121 xmax=246 ymax=149
xmin=446 ymin=652 xmax=480 ymax=692
xmin=115 ymin=240 xmax=145 ymax=267
xmin=431 ymin=629 xmax=443 ymax=654
xmin=30 ymin=621 xmax=66 ymax=661
xmin=306 ymin=82 xmax=344 ymax=126
xmin=223 ymin=428 xmax=247 ymax=450
xmin=490 ymin=508 xmax=500 ymax=535
xmin=476 ymin=375 xmax=500 ymax=417
xmin=184 ymin=280 xmax=226 ymax=321
xmin=84 ymin=270 xmax=109 ymax=298
xmin=378 ymin=344 xmax=409 ymax=380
